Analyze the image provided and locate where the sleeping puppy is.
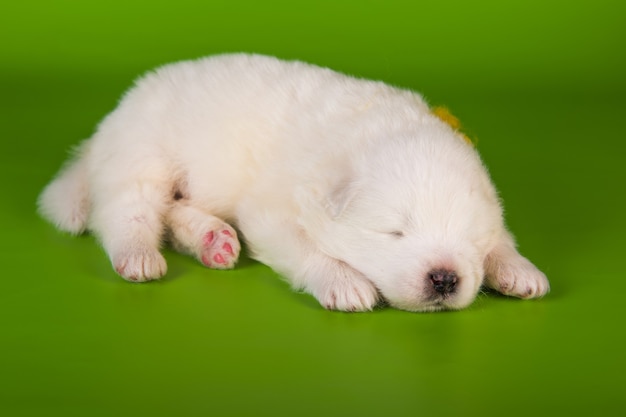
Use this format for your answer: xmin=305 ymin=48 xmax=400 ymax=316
xmin=38 ymin=53 xmax=549 ymax=312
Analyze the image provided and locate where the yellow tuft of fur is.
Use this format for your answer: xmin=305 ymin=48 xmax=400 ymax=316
xmin=432 ymin=106 xmax=474 ymax=146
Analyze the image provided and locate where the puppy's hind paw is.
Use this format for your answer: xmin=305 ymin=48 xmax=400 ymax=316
xmin=113 ymin=248 xmax=167 ymax=282
xmin=199 ymin=224 xmax=241 ymax=269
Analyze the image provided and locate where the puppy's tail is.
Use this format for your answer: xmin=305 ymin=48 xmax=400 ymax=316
xmin=38 ymin=142 xmax=91 ymax=235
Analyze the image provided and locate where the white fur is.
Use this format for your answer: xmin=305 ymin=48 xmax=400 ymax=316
xmin=38 ymin=53 xmax=549 ymax=311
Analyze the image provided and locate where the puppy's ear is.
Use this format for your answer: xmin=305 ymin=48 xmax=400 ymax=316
xmin=294 ymin=176 xmax=357 ymax=232
xmin=325 ymin=178 xmax=357 ymax=219
xmin=295 ymin=177 xmax=358 ymax=255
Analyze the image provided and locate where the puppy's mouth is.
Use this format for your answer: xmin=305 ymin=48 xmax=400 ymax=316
xmin=387 ymin=295 xmax=460 ymax=313
xmin=399 ymin=284 xmax=472 ymax=311
xmin=421 ymin=298 xmax=457 ymax=312
xmin=429 ymin=291 xmax=456 ymax=304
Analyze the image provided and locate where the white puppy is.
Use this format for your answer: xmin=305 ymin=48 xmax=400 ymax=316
xmin=39 ymin=54 xmax=549 ymax=312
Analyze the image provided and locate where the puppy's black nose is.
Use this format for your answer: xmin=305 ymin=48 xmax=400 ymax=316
xmin=428 ymin=270 xmax=458 ymax=294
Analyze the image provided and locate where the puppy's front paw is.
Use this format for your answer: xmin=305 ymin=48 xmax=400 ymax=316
xmin=113 ymin=249 xmax=167 ymax=282
xmin=199 ymin=224 xmax=241 ymax=269
xmin=312 ymin=267 xmax=380 ymax=312
xmin=488 ymin=257 xmax=550 ymax=299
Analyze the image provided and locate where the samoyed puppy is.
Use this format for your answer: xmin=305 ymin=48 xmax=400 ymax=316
xmin=38 ymin=53 xmax=549 ymax=312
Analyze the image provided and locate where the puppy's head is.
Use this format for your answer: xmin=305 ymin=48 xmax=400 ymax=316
xmin=299 ymin=127 xmax=503 ymax=311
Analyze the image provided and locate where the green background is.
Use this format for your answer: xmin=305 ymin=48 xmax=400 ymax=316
xmin=1 ymin=1 xmax=625 ymax=416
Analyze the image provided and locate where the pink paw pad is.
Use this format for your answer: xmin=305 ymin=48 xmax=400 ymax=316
xmin=199 ymin=225 xmax=240 ymax=269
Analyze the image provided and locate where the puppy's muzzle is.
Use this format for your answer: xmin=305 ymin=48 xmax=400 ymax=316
xmin=428 ymin=269 xmax=458 ymax=295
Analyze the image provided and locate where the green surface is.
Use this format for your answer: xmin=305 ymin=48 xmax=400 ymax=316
xmin=1 ymin=1 xmax=625 ymax=416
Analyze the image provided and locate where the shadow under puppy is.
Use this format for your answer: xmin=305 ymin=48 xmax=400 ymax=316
xmin=39 ymin=54 xmax=549 ymax=312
